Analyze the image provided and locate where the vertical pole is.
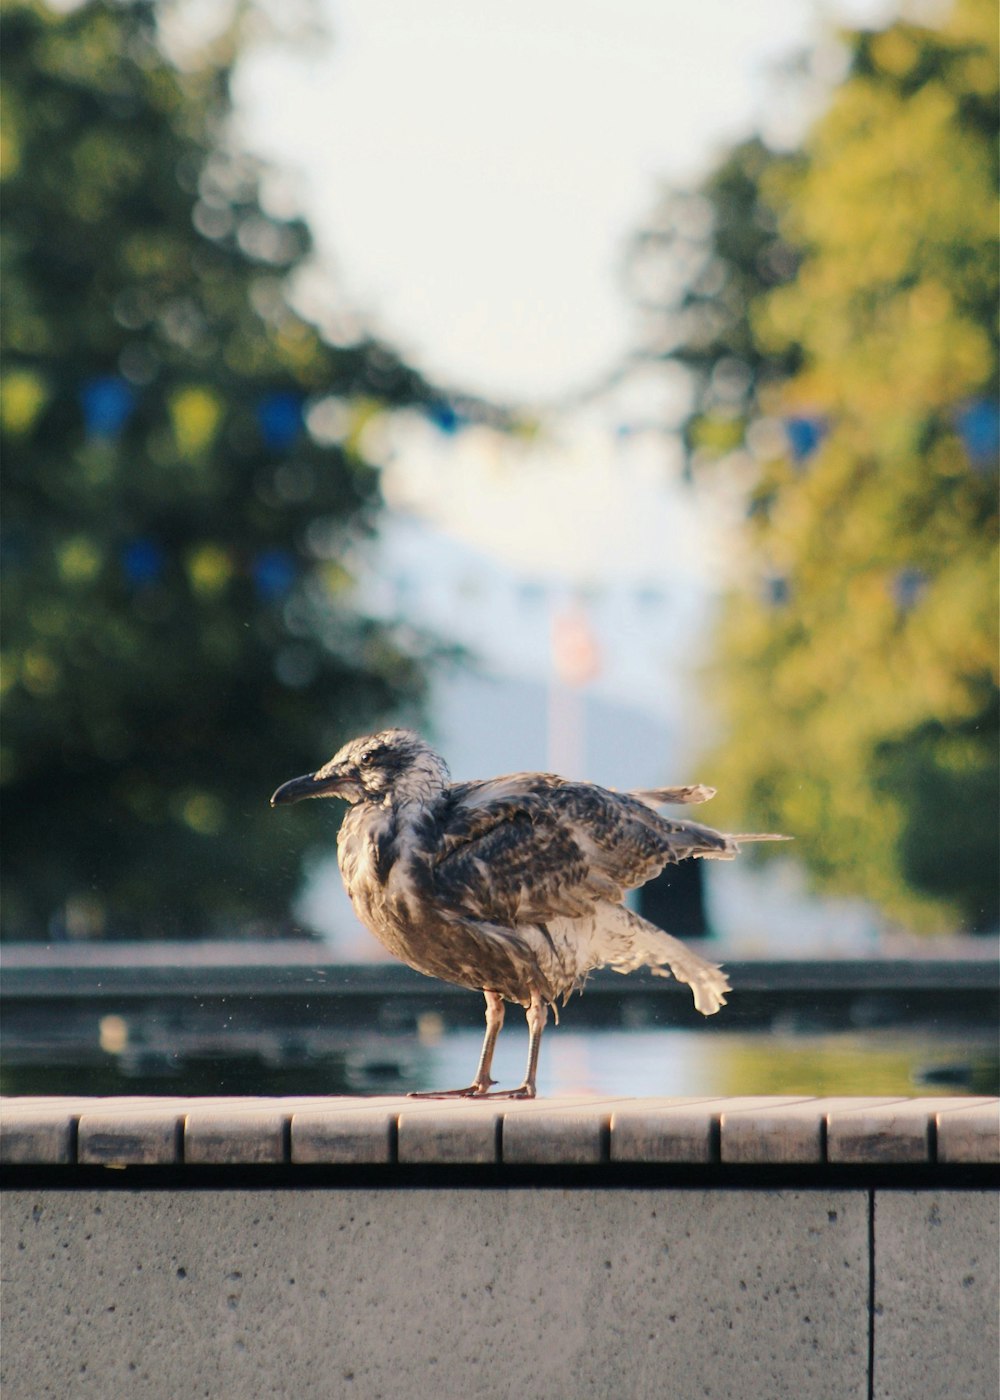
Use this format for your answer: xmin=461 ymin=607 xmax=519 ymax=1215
xmin=547 ymin=674 xmax=585 ymax=778
xmin=548 ymin=598 xmax=599 ymax=778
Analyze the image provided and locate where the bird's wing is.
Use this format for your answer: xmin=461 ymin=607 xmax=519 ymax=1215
xmin=417 ymin=774 xmax=732 ymax=925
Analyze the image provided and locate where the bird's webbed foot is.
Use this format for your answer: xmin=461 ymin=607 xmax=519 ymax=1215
xmin=407 ymin=1080 xmax=495 ymax=1099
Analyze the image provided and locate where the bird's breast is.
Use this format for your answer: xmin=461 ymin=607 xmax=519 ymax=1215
xmin=337 ymin=808 xmax=434 ymax=946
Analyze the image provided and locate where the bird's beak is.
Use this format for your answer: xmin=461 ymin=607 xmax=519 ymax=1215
xmin=270 ymin=769 xmax=354 ymax=807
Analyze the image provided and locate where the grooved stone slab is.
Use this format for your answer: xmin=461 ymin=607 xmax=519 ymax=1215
xmin=610 ymin=1097 xmax=725 ymax=1163
xmin=500 ymin=1098 xmax=630 ymax=1164
xmin=873 ymin=1192 xmax=1000 ymax=1400
xmin=2 ymin=1096 xmax=998 ymax=1165
xmin=0 ymin=1109 xmax=76 ymax=1165
xmin=182 ymin=1097 xmax=337 ymax=1165
xmin=184 ymin=1109 xmax=289 ymax=1164
xmin=826 ymin=1098 xmax=980 ymax=1163
xmin=291 ymin=1100 xmax=409 ymax=1164
xmin=721 ymin=1097 xmax=906 ymax=1165
xmin=397 ymin=1103 xmax=502 ymax=1164
xmin=935 ymin=1101 xmax=1000 ymax=1163
xmin=78 ymin=1110 xmax=183 ymax=1166
xmin=0 ymin=1187 xmax=868 ymax=1400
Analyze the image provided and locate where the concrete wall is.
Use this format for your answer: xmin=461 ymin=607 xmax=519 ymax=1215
xmin=2 ymin=1185 xmax=996 ymax=1400
xmin=873 ymin=1191 xmax=998 ymax=1400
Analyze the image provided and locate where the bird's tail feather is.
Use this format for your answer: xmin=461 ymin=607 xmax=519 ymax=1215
xmin=698 ymin=831 xmax=793 ymax=860
xmin=595 ymin=905 xmax=730 ymax=1016
xmin=629 ymin=784 xmax=716 ymax=808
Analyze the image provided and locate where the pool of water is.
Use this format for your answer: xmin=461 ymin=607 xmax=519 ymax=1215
xmin=421 ymin=1025 xmax=998 ymax=1097
xmin=3 ymin=1023 xmax=995 ymax=1099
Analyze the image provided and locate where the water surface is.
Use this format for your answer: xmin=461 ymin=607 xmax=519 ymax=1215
xmin=4 ymin=1024 xmax=995 ymax=1098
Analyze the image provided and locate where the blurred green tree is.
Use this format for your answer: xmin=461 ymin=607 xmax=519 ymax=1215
xmin=627 ymin=135 xmax=804 ymax=474
xmin=630 ymin=0 xmax=998 ymax=932
xmin=0 ymin=0 xmax=445 ymax=939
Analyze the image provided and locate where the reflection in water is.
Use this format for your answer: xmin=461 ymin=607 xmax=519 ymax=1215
xmin=3 ymin=1026 xmax=996 ymax=1099
xmin=427 ymin=1027 xmax=998 ymax=1098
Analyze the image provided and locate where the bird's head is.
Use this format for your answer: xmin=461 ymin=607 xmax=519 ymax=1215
xmin=270 ymin=729 xmax=449 ymax=809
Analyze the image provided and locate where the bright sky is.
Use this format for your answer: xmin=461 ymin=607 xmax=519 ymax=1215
xmin=235 ymin=0 xmax=898 ymax=403
xmin=231 ymin=0 xmax=899 ymax=653
xmin=232 ymin=0 xmax=905 ymax=943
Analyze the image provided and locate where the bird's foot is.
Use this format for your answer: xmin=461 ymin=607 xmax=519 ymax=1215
xmin=407 ymin=1081 xmax=494 ymax=1099
xmin=479 ymin=1083 xmax=536 ymax=1100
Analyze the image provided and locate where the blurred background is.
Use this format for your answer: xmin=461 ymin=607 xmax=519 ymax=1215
xmin=2 ymin=0 xmax=997 ymax=1097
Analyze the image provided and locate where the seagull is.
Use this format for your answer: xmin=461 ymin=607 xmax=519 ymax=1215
xmin=271 ymin=728 xmax=787 ymax=1098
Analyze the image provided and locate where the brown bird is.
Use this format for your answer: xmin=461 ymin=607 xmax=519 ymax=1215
xmin=271 ymin=729 xmax=787 ymax=1098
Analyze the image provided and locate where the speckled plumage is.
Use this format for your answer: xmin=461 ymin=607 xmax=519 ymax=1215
xmin=271 ymin=729 xmax=787 ymax=1096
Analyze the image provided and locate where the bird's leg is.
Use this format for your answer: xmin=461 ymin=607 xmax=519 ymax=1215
xmin=408 ymin=989 xmax=505 ymax=1098
xmin=482 ymin=991 xmax=547 ymax=1099
xmin=472 ymin=989 xmax=506 ymax=1089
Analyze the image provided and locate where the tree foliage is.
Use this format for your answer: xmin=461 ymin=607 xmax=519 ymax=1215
xmin=628 ymin=136 xmax=804 ymax=472
xmin=0 ymin=0 xmax=442 ymax=939
xmin=631 ymin=0 xmax=998 ymax=931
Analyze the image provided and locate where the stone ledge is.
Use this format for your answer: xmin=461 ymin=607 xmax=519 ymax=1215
xmin=2 ymin=1095 xmax=997 ymax=1167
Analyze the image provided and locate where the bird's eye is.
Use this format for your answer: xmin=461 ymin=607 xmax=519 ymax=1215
xmin=359 ymin=750 xmax=376 ymax=767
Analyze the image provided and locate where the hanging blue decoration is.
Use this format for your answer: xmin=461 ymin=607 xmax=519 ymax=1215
xmin=954 ymin=400 xmax=999 ymax=468
xmin=427 ymin=401 xmax=463 ymax=435
xmin=253 ymin=548 xmax=297 ymax=600
xmin=121 ymin=538 xmax=165 ymax=587
xmin=764 ymin=575 xmax=791 ymax=607
xmin=784 ymin=415 xmax=826 ymax=463
xmin=892 ymin=568 xmax=928 ymax=613
xmin=257 ymin=392 xmax=303 ymax=450
xmin=80 ymin=376 xmax=135 ymax=438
